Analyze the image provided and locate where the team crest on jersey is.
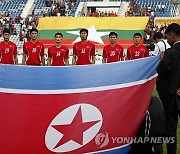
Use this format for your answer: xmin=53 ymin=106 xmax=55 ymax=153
xmin=32 ymin=48 xmax=37 ymax=52
xmin=5 ymin=48 xmax=10 ymax=53
xmin=86 ymin=46 xmax=90 ymax=48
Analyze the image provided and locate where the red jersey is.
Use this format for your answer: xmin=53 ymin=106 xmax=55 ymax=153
xmin=23 ymin=41 xmax=44 ymax=65
xmin=73 ymin=41 xmax=95 ymax=65
xmin=103 ymin=44 xmax=124 ymax=63
xmin=0 ymin=41 xmax=17 ymax=64
xmin=127 ymin=44 xmax=149 ymax=60
xmin=48 ymin=45 xmax=69 ymax=66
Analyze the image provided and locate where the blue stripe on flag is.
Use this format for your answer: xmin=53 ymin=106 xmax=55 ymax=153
xmin=93 ymin=143 xmax=131 ymax=154
xmin=0 ymin=56 xmax=160 ymax=90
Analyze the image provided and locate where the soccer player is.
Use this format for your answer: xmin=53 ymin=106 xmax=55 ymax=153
xmin=126 ymin=33 xmax=149 ymax=60
xmin=48 ymin=33 xmax=69 ymax=66
xmin=72 ymin=28 xmax=95 ymax=65
xmin=0 ymin=28 xmax=18 ymax=64
xmin=22 ymin=28 xmax=45 ymax=66
xmin=102 ymin=32 xmax=124 ymax=63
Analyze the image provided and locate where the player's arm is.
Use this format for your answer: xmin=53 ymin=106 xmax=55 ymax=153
xmin=65 ymin=58 xmax=69 ymax=66
xmin=14 ymin=45 xmax=18 ymax=65
xmin=22 ymin=54 xmax=26 ymax=65
xmin=102 ymin=58 xmax=106 ymax=63
xmin=22 ymin=44 xmax=27 ymax=65
xmin=144 ymin=47 xmax=149 ymax=57
xmin=119 ymin=47 xmax=124 ymax=61
xmin=72 ymin=44 xmax=77 ymax=65
xmin=72 ymin=55 xmax=76 ymax=65
xmin=92 ymin=56 xmax=95 ymax=64
xmin=91 ymin=44 xmax=96 ymax=64
xmin=41 ymin=45 xmax=45 ymax=66
xmin=64 ymin=48 xmax=69 ymax=66
xmin=47 ymin=57 xmax=52 ymax=66
xmin=126 ymin=49 xmax=131 ymax=60
xmin=120 ymin=57 xmax=123 ymax=61
xmin=102 ymin=47 xmax=107 ymax=63
xmin=119 ymin=55 xmax=122 ymax=61
xmin=14 ymin=54 xmax=18 ymax=65
xmin=41 ymin=56 xmax=45 ymax=66
xmin=47 ymin=48 xmax=52 ymax=66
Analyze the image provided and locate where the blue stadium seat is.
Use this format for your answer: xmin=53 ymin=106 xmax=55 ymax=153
xmin=134 ymin=0 xmax=172 ymax=17
xmin=0 ymin=0 xmax=27 ymax=17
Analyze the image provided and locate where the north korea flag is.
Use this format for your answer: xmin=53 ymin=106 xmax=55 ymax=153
xmin=0 ymin=56 xmax=160 ymax=154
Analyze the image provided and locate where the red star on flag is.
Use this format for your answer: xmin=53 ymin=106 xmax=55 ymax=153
xmin=52 ymin=106 xmax=100 ymax=149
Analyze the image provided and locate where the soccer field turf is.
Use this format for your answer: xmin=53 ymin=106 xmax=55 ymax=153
xmin=152 ymin=87 xmax=180 ymax=154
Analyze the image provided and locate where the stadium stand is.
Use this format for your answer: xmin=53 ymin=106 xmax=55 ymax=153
xmin=0 ymin=0 xmax=27 ymax=17
xmin=135 ymin=0 xmax=172 ymax=17
xmin=171 ymin=3 xmax=180 ymax=17
xmin=0 ymin=0 xmax=180 ymax=49
xmin=31 ymin=0 xmax=80 ymax=17
xmin=124 ymin=0 xmax=173 ymax=17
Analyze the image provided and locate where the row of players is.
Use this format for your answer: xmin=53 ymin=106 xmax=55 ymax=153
xmin=0 ymin=28 xmax=150 ymax=66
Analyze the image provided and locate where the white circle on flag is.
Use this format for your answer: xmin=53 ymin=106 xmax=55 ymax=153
xmin=45 ymin=104 xmax=102 ymax=153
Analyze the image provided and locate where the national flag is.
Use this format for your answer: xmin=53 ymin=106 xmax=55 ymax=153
xmin=37 ymin=17 xmax=149 ymax=49
xmin=155 ymin=18 xmax=180 ymax=25
xmin=0 ymin=56 xmax=159 ymax=154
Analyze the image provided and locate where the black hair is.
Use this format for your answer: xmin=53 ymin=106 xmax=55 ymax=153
xmin=79 ymin=28 xmax=88 ymax=34
xmin=109 ymin=32 xmax=118 ymax=38
xmin=133 ymin=33 xmax=142 ymax=38
xmin=153 ymin=32 xmax=164 ymax=40
xmin=55 ymin=32 xmax=63 ymax=37
xmin=165 ymin=23 xmax=180 ymax=36
xmin=3 ymin=28 xmax=10 ymax=34
xmin=30 ymin=28 xmax=38 ymax=34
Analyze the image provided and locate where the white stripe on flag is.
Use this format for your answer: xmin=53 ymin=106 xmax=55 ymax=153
xmin=0 ymin=74 xmax=157 ymax=94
